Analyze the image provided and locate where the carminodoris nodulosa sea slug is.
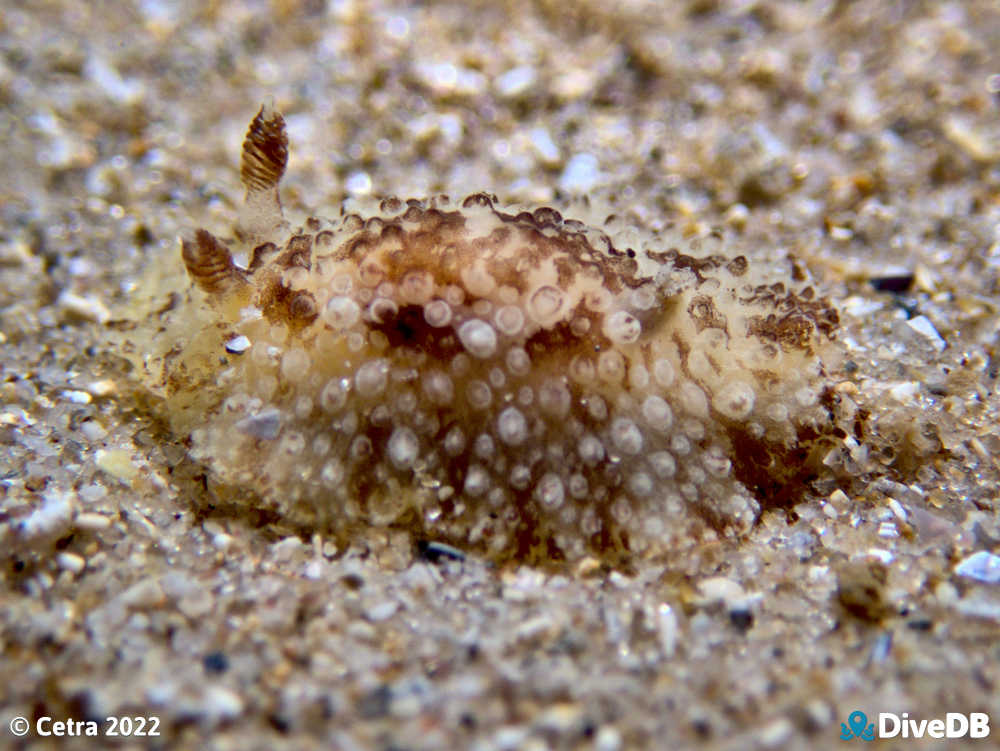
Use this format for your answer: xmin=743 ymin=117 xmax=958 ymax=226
xmin=117 ymin=104 xmax=847 ymax=564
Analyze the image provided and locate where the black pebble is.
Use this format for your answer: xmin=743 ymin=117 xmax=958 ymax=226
xmin=417 ymin=540 xmax=466 ymax=563
xmin=729 ymin=608 xmax=754 ymax=631
xmin=869 ymin=274 xmax=914 ymax=293
xmin=203 ymin=651 xmax=229 ymax=673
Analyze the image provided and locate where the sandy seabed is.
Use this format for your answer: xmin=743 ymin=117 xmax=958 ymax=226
xmin=2 ymin=1 xmax=1000 ymax=749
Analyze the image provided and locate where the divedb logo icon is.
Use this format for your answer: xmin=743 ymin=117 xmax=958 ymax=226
xmin=840 ymin=710 xmax=991 ymax=741
xmin=840 ymin=712 xmax=875 ymax=741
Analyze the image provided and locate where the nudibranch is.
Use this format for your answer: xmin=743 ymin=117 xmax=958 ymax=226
xmin=117 ymin=104 xmax=846 ymax=563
